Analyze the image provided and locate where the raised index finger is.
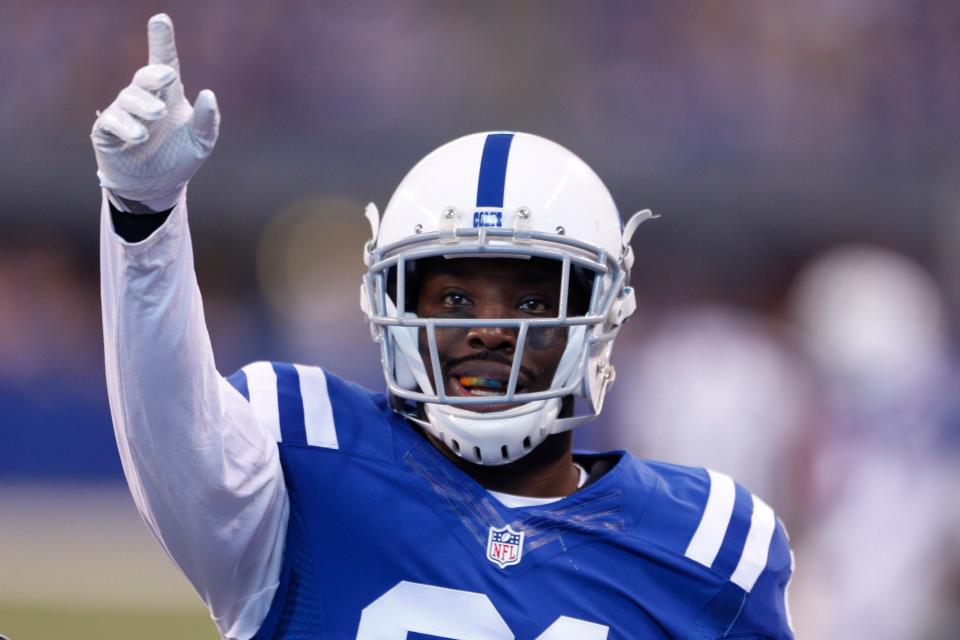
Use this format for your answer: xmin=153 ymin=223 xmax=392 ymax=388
xmin=147 ymin=13 xmax=179 ymax=73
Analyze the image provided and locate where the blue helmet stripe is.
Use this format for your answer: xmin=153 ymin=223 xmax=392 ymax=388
xmin=476 ymin=133 xmax=514 ymax=208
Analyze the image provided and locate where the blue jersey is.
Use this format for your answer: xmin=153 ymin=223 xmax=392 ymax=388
xmin=228 ymin=363 xmax=794 ymax=639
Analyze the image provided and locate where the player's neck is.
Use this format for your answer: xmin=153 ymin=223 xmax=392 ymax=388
xmin=422 ymin=430 xmax=579 ymax=498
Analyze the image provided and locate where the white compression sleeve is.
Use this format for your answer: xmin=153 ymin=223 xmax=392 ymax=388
xmin=100 ymin=189 xmax=287 ymax=640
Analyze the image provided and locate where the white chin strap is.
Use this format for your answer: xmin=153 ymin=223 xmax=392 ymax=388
xmin=385 ymin=295 xmax=588 ymax=466
xmin=387 ymin=321 xmax=434 ymax=395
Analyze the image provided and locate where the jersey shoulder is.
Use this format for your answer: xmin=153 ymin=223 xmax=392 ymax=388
xmin=623 ymin=457 xmax=795 ymax=638
xmin=226 ymin=361 xmax=395 ymax=462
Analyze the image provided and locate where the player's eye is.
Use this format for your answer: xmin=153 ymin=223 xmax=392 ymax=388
xmin=441 ymin=291 xmax=471 ymax=308
xmin=517 ymin=297 xmax=550 ymax=314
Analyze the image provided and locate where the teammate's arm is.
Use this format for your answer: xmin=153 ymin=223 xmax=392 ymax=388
xmin=94 ymin=15 xmax=287 ymax=640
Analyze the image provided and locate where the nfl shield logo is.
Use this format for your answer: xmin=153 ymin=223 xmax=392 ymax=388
xmin=486 ymin=524 xmax=525 ymax=569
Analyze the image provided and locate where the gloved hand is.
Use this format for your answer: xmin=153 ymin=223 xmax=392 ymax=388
xmin=91 ymin=13 xmax=220 ymax=212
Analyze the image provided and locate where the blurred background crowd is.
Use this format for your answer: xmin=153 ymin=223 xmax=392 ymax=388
xmin=1 ymin=1 xmax=959 ymax=638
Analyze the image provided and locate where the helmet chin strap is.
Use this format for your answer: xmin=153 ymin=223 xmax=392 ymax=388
xmin=551 ymin=325 xmax=586 ymax=388
xmin=385 ymin=296 xmax=434 ymax=393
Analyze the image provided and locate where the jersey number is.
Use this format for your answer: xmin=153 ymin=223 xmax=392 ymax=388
xmin=357 ymin=581 xmax=609 ymax=639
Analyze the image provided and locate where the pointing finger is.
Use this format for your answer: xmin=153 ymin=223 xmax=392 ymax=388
xmin=147 ymin=13 xmax=179 ymax=73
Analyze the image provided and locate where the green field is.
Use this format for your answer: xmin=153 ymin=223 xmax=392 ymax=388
xmin=0 ymin=605 xmax=214 ymax=640
xmin=1 ymin=485 xmax=216 ymax=640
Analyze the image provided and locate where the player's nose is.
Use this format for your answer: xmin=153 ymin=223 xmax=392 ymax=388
xmin=466 ymin=300 xmax=517 ymax=353
xmin=466 ymin=325 xmax=517 ymax=353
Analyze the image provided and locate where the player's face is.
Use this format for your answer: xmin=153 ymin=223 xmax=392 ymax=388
xmin=415 ymin=257 xmax=582 ymax=413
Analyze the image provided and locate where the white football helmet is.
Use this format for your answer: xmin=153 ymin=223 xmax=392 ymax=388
xmin=360 ymin=132 xmax=654 ymax=465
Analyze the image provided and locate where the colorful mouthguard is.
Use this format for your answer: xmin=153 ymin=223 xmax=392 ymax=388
xmin=459 ymin=376 xmax=505 ymax=390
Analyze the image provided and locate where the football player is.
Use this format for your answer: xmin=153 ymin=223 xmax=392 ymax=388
xmin=93 ymin=14 xmax=795 ymax=639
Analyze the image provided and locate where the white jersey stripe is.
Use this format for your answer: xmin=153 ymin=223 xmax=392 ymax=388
xmin=295 ymin=364 xmax=339 ymax=449
xmin=729 ymin=493 xmax=776 ymax=592
xmin=685 ymin=469 xmax=736 ymax=568
xmin=242 ymin=361 xmax=281 ymax=442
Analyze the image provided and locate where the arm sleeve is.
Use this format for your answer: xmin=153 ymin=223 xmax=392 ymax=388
xmin=100 ymin=189 xmax=288 ymax=640
xmin=723 ymin=518 xmax=796 ymax=639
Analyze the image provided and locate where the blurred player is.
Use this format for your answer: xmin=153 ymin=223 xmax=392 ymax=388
xmin=787 ymin=246 xmax=958 ymax=639
xmin=610 ymin=306 xmax=812 ymax=522
xmin=92 ymin=14 xmax=794 ymax=639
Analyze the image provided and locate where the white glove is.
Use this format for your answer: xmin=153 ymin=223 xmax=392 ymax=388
xmin=91 ymin=13 xmax=220 ymax=212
